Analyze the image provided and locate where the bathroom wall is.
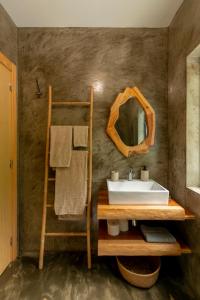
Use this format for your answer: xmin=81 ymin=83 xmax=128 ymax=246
xmin=18 ymin=27 xmax=168 ymax=255
xmin=0 ymin=4 xmax=17 ymax=64
xmin=168 ymin=0 xmax=200 ymax=298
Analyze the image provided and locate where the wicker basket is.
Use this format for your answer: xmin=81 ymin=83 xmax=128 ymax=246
xmin=116 ymin=256 xmax=161 ymax=288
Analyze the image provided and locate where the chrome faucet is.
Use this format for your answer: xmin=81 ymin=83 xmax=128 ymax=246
xmin=128 ymin=168 xmax=135 ymax=181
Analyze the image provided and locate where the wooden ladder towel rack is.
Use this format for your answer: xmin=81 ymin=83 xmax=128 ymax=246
xmin=39 ymin=85 xmax=93 ymax=269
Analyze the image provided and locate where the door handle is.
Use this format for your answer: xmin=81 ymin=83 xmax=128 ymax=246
xmin=9 ymin=160 xmax=13 ymax=169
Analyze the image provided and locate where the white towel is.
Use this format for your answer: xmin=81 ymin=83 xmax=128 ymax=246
xmin=73 ymin=126 xmax=88 ymax=147
xmin=54 ymin=151 xmax=88 ymax=216
xmin=50 ymin=126 xmax=72 ymax=167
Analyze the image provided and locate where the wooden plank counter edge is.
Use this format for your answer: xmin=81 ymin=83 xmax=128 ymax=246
xmin=97 ymin=190 xmax=196 ymax=221
xmin=98 ymin=222 xmax=191 ymax=256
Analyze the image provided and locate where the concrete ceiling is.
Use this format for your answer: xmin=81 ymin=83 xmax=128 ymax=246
xmin=0 ymin=0 xmax=184 ymax=28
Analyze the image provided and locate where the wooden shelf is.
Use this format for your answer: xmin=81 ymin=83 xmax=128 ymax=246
xmin=98 ymin=221 xmax=191 ymax=256
xmin=97 ymin=190 xmax=195 ymax=221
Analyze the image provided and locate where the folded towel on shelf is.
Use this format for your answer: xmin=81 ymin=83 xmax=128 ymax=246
xmin=54 ymin=150 xmax=88 ymax=216
xmin=140 ymin=225 xmax=176 ymax=243
xmin=73 ymin=126 xmax=88 ymax=147
xmin=50 ymin=126 xmax=72 ymax=167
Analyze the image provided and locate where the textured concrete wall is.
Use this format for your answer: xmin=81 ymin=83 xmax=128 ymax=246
xmin=18 ymin=28 xmax=168 ymax=255
xmin=168 ymin=1 xmax=200 ymax=298
xmin=0 ymin=4 xmax=17 ymax=64
xmin=186 ymin=58 xmax=200 ymax=187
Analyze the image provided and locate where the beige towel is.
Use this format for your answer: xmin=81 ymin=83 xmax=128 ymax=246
xmin=50 ymin=126 xmax=72 ymax=167
xmin=58 ymin=210 xmax=86 ymax=221
xmin=54 ymin=151 xmax=88 ymax=216
xmin=73 ymin=126 xmax=88 ymax=147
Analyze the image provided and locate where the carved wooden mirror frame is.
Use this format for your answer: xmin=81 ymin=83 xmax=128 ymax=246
xmin=106 ymin=87 xmax=155 ymax=157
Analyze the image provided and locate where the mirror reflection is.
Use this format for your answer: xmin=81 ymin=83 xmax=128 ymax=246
xmin=115 ymin=97 xmax=147 ymax=146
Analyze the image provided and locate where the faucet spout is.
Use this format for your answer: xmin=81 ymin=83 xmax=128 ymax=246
xmin=128 ymin=168 xmax=135 ymax=181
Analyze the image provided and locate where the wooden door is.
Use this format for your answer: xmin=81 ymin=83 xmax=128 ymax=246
xmin=0 ymin=52 xmax=17 ymax=275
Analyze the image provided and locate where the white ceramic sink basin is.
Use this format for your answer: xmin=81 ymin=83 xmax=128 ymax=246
xmin=107 ymin=179 xmax=169 ymax=205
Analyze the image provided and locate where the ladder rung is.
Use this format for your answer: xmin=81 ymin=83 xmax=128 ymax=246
xmin=52 ymin=101 xmax=90 ymax=106
xmin=46 ymin=203 xmax=88 ymax=208
xmin=48 ymin=177 xmax=89 ymax=182
xmin=45 ymin=232 xmax=87 ymax=237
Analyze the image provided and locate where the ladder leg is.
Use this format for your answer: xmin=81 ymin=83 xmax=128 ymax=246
xmin=86 ymin=204 xmax=91 ymax=269
xmin=39 ymin=85 xmax=52 ymax=270
xmin=39 ymin=206 xmax=47 ymax=269
xmin=86 ymin=86 xmax=93 ymax=269
xmin=39 ymin=170 xmax=49 ymax=269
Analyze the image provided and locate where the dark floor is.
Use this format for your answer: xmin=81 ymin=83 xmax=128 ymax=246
xmin=0 ymin=253 xmax=195 ymax=300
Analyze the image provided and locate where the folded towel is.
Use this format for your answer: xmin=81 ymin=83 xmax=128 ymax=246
xmin=140 ymin=225 xmax=176 ymax=243
xmin=58 ymin=209 xmax=86 ymax=221
xmin=73 ymin=126 xmax=88 ymax=147
xmin=50 ymin=126 xmax=72 ymax=167
xmin=54 ymin=151 xmax=88 ymax=216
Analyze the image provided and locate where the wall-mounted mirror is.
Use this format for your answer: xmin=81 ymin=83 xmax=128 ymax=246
xmin=106 ymin=87 xmax=155 ymax=157
xmin=115 ymin=97 xmax=147 ymax=147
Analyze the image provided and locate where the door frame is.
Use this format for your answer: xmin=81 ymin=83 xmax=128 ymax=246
xmin=0 ymin=51 xmax=17 ymax=262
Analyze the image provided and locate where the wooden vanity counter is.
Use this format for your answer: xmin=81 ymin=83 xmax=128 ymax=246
xmin=97 ymin=190 xmax=195 ymax=221
xmin=97 ymin=190 xmax=195 ymax=257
